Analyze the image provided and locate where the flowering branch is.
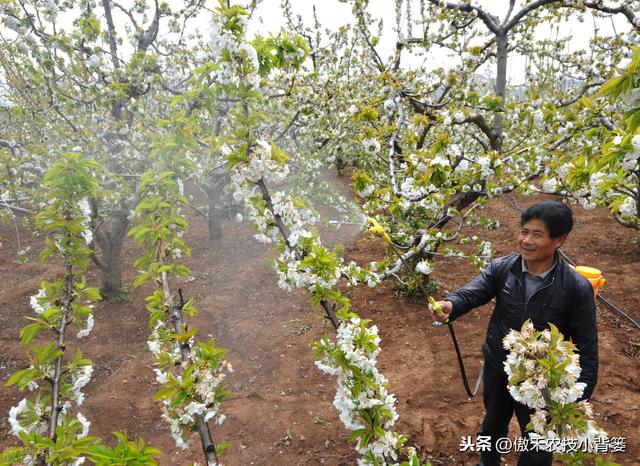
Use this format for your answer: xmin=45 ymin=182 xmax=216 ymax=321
xmin=3 ymin=152 xmax=160 ymax=464
xmin=129 ymin=118 xmax=231 ymax=465
xmin=503 ymin=320 xmax=614 ymax=463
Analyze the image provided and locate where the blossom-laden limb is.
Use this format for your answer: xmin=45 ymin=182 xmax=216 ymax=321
xmin=200 ymin=4 xmax=429 ymax=464
xmin=503 ymin=320 xmax=618 ymax=464
xmin=128 ymin=110 xmax=231 ymax=465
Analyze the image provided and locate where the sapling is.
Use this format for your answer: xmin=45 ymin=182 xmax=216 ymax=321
xmin=128 ymin=119 xmax=231 ymax=465
xmin=2 ymin=152 xmax=160 ymax=465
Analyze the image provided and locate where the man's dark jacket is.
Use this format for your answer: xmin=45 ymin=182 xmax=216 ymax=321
xmin=445 ymin=253 xmax=598 ymax=400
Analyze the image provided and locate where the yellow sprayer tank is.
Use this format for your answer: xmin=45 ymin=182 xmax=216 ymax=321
xmin=574 ymin=266 xmax=606 ymax=298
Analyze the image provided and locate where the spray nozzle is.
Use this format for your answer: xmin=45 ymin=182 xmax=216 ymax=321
xmin=367 ymin=217 xmax=392 ymax=244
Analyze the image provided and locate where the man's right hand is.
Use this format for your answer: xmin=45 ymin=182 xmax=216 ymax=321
xmin=429 ymin=300 xmax=453 ymax=323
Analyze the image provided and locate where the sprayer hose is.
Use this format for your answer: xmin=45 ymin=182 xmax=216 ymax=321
xmin=445 ymin=321 xmax=484 ymax=397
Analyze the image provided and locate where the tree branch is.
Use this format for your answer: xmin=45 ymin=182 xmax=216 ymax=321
xmin=460 ymin=114 xmax=498 ymax=150
xmin=613 ymin=212 xmax=640 ymax=229
xmin=101 ymin=0 xmax=120 ymax=68
xmin=585 ymin=1 xmax=640 ymax=30
xmin=138 ymin=0 xmax=161 ymax=52
xmin=428 ymin=0 xmax=500 ymax=34
xmin=556 ymin=80 xmax=604 ymax=107
xmin=504 ymin=0 xmax=557 ymax=32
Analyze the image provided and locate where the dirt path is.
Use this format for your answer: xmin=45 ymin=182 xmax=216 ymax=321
xmin=1 ymin=192 xmax=638 ymax=465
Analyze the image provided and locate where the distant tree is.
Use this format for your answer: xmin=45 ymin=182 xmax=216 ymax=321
xmin=0 ymin=0 xmax=215 ymax=298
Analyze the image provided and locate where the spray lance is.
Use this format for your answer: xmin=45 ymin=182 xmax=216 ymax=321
xmin=366 ymin=217 xmax=483 ymax=397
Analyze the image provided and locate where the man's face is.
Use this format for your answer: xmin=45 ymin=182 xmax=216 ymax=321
xmin=518 ymin=219 xmax=566 ymax=264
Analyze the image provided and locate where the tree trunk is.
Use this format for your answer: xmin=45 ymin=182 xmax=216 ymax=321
xmin=203 ymin=170 xmax=237 ymax=241
xmin=94 ymin=211 xmax=130 ymax=300
xmin=207 ymin=188 xmax=222 ymax=241
xmin=493 ymin=32 xmax=508 ymax=151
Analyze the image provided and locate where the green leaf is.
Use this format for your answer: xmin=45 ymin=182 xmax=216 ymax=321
xmin=599 ymin=75 xmax=627 ymax=99
xmin=20 ymin=322 xmax=44 ymax=347
xmin=170 ymin=390 xmax=189 ymax=408
xmin=215 ymin=441 xmax=230 ymax=456
xmin=153 ymin=386 xmax=178 ymax=401
xmin=83 ymin=287 xmax=102 ymax=301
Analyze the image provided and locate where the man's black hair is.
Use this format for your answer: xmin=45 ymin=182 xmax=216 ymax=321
xmin=520 ymin=201 xmax=573 ymax=238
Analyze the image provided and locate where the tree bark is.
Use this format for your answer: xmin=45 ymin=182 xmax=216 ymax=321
xmin=93 ymin=210 xmax=129 ymax=300
xmin=493 ymin=32 xmax=508 ymax=151
xmin=203 ymin=171 xmax=238 ymax=241
xmin=206 ymin=188 xmax=222 ymax=241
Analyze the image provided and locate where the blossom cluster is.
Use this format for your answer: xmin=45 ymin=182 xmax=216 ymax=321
xmin=503 ymin=321 xmax=585 ymax=408
xmin=157 ymin=358 xmax=233 ymax=451
xmin=144 ymin=287 xmax=231 ymax=452
xmin=232 ymin=141 xmax=289 ymax=185
xmin=208 ymin=6 xmax=260 ymax=88
xmin=315 ymin=317 xmax=407 ymax=465
xmin=77 ymin=197 xmax=93 ymax=245
xmin=9 ymin=398 xmax=47 ymax=437
xmin=503 ymin=321 xmax=607 ymax=450
xmin=8 ymin=360 xmax=94 ymax=440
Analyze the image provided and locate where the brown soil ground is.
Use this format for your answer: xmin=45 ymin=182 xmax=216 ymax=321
xmin=0 ymin=187 xmax=639 ymax=466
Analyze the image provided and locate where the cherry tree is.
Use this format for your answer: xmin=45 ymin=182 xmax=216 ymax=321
xmin=544 ymin=47 xmax=640 ymax=232
xmin=277 ymin=0 xmax=638 ymax=292
xmin=0 ymin=0 xmax=218 ymax=298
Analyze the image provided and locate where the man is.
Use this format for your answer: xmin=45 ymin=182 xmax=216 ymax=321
xmin=429 ymin=201 xmax=598 ymax=466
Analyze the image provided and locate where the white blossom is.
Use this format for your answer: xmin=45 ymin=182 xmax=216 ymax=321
xmin=357 ymin=184 xmax=375 ymax=197
xmin=76 ymin=314 xmax=94 ymax=339
xmin=618 ymin=196 xmax=637 ymax=218
xmin=362 ymin=138 xmax=381 ymax=154
xmin=30 ymin=288 xmax=50 ymax=315
xmin=415 ymin=260 xmax=432 ymax=275
xmin=77 ymin=412 xmax=90 ymax=438
xmin=8 ymin=398 xmax=28 ymax=437
xmin=78 ymin=198 xmax=93 ymax=245
xmin=71 ymin=365 xmax=93 ymax=406
xmin=148 ymin=339 xmax=161 ymax=355
xmin=541 ymin=178 xmax=558 ymax=193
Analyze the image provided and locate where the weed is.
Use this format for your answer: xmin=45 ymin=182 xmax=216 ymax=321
xmin=110 ymin=285 xmax=133 ymax=303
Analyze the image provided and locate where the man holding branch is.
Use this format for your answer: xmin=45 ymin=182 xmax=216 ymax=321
xmin=429 ymin=201 xmax=599 ymax=466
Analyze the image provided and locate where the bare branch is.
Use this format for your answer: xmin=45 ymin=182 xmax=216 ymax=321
xmin=585 ymin=1 xmax=640 ymax=30
xmin=504 ymin=0 xmax=557 ymax=32
xmin=502 ymin=0 xmax=516 ymax=27
xmin=101 ymin=0 xmax=121 ymax=68
xmin=427 ymin=0 xmax=500 ymax=34
xmin=506 ymin=0 xmax=640 ymax=33
xmin=138 ymin=0 xmax=161 ymax=52
xmin=353 ymin=5 xmax=385 ymax=71
xmin=556 ymin=80 xmax=604 ymax=107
